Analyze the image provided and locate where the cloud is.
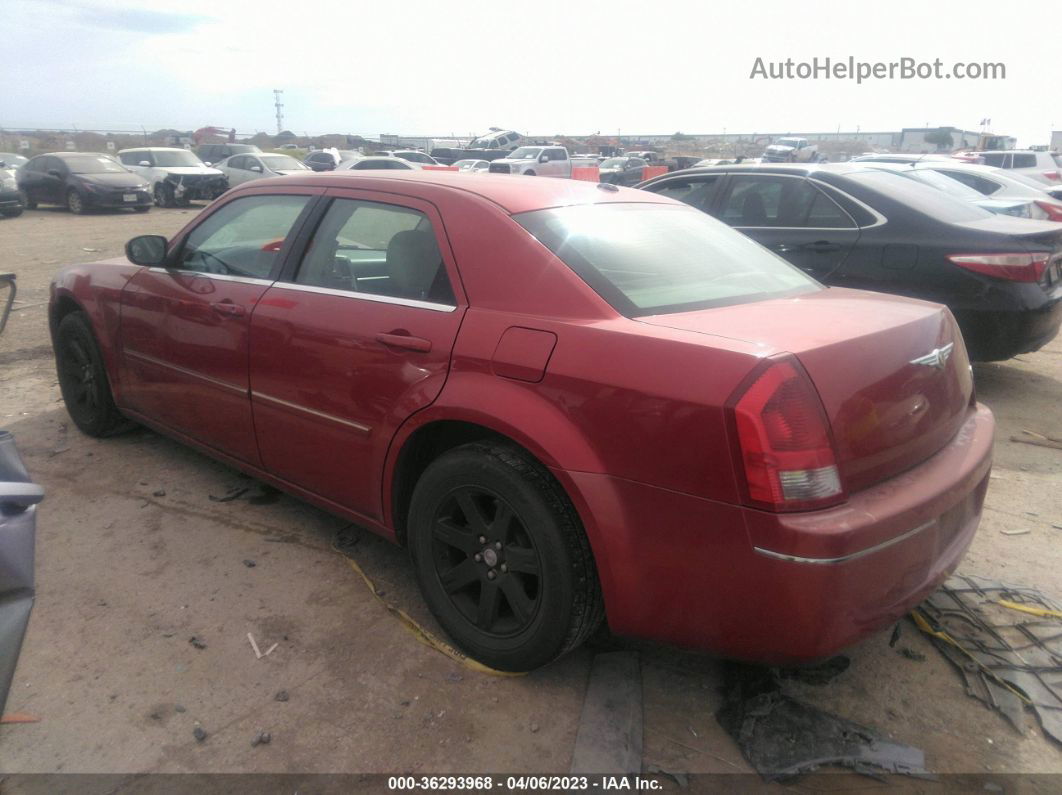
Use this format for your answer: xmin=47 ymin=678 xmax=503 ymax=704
xmin=36 ymin=1 xmax=209 ymax=35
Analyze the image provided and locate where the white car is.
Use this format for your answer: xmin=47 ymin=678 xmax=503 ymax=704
xmin=864 ymin=162 xmax=1055 ymax=220
xmin=336 ymin=157 xmax=422 ymax=171
xmin=214 ymin=152 xmax=310 ymax=187
xmin=116 ymin=147 xmax=226 ymax=207
xmin=974 ymin=150 xmax=1062 ymax=186
xmin=452 ymin=159 xmax=491 ymax=173
xmin=902 ymin=162 xmax=1062 ymax=222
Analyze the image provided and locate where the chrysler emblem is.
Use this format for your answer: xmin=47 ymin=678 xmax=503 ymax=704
xmin=910 ymin=342 xmax=954 ymax=370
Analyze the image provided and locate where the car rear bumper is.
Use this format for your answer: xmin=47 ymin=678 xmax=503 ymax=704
xmin=563 ymin=403 xmax=994 ymax=663
xmin=955 ymin=294 xmax=1062 ymax=360
xmin=0 ymin=187 xmax=21 ymax=208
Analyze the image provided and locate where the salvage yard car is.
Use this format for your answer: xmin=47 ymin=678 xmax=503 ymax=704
xmin=17 ymin=152 xmax=152 ymax=214
xmin=638 ymin=163 xmax=1062 ymax=361
xmin=0 ymin=167 xmax=23 ymax=218
xmin=49 ymin=171 xmax=994 ymax=671
xmin=214 ymin=152 xmax=310 ymax=187
xmin=117 ymin=147 xmax=227 ymax=207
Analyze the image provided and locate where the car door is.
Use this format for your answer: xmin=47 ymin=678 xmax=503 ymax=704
xmin=226 ymin=156 xmax=256 ymax=186
xmin=18 ymin=157 xmax=44 ymax=202
xmin=712 ymin=173 xmax=860 ymax=280
xmin=119 ymin=190 xmax=318 ymax=464
xmin=247 ymin=188 xmax=466 ymax=520
xmin=40 ymin=157 xmax=67 ymax=204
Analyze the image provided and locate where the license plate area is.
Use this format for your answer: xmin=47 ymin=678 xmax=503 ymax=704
xmin=123 ymin=193 xmax=137 ymax=203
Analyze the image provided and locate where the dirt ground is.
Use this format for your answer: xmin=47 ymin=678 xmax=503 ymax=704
xmin=0 ymin=204 xmax=1060 ymax=779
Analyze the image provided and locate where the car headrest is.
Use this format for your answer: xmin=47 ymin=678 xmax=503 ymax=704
xmin=386 ymin=230 xmax=442 ymax=300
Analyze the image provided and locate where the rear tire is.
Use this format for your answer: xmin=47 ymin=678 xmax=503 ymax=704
xmin=55 ymin=312 xmax=127 ymax=437
xmin=66 ymin=188 xmax=85 ymax=214
xmin=408 ymin=442 xmax=604 ymax=671
xmin=18 ymin=189 xmax=36 ymax=209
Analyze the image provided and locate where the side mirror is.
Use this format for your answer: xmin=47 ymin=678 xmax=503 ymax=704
xmin=250 ymin=165 xmax=263 ymax=173
xmin=125 ymin=235 xmax=168 ymax=266
xmin=204 ymin=161 xmax=213 ymax=166
xmin=139 ymin=160 xmax=151 ymax=167
xmin=539 ymin=154 xmax=549 ymax=163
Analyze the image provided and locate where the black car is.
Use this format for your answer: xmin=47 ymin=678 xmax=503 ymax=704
xmin=598 ymin=156 xmax=648 ymax=186
xmin=17 ymin=153 xmax=152 ymax=214
xmin=638 ymin=163 xmax=1062 ymax=361
xmin=196 ymin=143 xmax=261 ymax=166
xmin=303 ymin=149 xmax=360 ymax=172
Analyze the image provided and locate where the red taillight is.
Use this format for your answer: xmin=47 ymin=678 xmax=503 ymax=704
xmin=947 ymin=252 xmax=1049 ymax=283
xmin=727 ymin=356 xmax=845 ymax=512
xmin=1035 ymin=200 xmax=1062 ymax=222
xmin=1043 ymin=171 xmax=1060 ymax=182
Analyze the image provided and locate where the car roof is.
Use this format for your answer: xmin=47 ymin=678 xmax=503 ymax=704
xmin=117 ymin=147 xmax=190 ymax=153
xmin=651 ymin=162 xmax=875 ymax=179
xmin=229 ymin=170 xmax=673 ymax=214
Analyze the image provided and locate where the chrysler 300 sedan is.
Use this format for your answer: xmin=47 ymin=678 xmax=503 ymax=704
xmin=49 ymin=172 xmax=994 ymax=671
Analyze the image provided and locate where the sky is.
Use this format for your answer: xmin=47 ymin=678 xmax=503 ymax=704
xmin=2 ymin=0 xmax=1057 ymax=147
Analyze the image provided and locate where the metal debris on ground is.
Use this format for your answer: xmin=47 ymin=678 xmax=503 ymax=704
xmin=912 ymin=574 xmax=1062 ymax=744
xmin=188 ymin=636 xmax=206 ymax=650
xmin=1000 ymin=528 xmax=1031 ymax=536
xmin=899 ymin=648 xmax=926 ymax=662
xmin=716 ymin=663 xmax=927 ymax=781
xmin=242 ymin=559 xmax=256 ymax=568
xmin=246 ymin=633 xmax=277 ymax=659
xmin=1010 ymin=429 xmax=1062 ymax=451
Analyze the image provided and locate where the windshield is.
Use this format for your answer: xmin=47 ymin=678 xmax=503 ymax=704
xmin=261 ymin=155 xmax=307 ymax=171
xmin=601 ymin=158 xmax=627 ymax=168
xmin=508 ymin=147 xmax=542 ymax=160
xmin=396 ymin=152 xmax=433 ymax=163
xmin=777 ymin=139 xmax=802 ymax=148
xmin=1 ymin=154 xmax=27 ymax=166
xmin=515 ymin=204 xmax=820 ymax=317
xmin=454 ymin=160 xmax=479 ymax=169
xmin=153 ymin=150 xmax=204 ymax=167
xmin=848 ymin=169 xmax=992 ymax=222
xmin=66 ymin=156 xmax=126 ymax=174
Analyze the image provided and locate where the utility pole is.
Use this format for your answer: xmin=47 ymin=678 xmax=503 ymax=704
xmin=273 ymin=89 xmax=285 ymax=135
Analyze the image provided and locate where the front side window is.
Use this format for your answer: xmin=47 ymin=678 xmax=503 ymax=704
xmin=548 ymin=149 xmax=566 ymax=161
xmin=228 ymin=156 xmax=247 ymax=170
xmin=648 ymin=176 xmax=722 ymax=212
xmin=293 ymin=198 xmax=455 ymax=305
xmin=260 ymin=154 xmax=306 ymax=171
xmin=516 ymin=203 xmax=820 ymax=316
xmin=176 ymin=195 xmax=311 ymax=278
xmin=509 ymin=147 xmax=542 ymax=160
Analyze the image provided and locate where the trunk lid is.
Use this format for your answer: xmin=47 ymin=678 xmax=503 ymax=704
xmin=639 ymin=288 xmax=973 ymax=492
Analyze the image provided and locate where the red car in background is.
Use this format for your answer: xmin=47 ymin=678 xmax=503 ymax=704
xmin=49 ymin=172 xmax=994 ymax=671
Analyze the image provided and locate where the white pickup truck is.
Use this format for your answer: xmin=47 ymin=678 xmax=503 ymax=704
xmin=487 ymin=146 xmax=598 ymax=177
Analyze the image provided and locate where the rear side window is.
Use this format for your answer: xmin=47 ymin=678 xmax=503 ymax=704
xmin=1012 ymin=153 xmax=1037 ymax=168
xmin=176 ymin=195 xmax=311 ymax=279
xmin=293 ymin=199 xmax=455 ymax=305
xmin=515 ymin=203 xmax=819 ymax=316
xmin=980 ymin=153 xmax=1008 ymax=168
xmin=720 ymin=176 xmax=853 ymax=228
xmin=936 ymin=169 xmax=999 ymax=195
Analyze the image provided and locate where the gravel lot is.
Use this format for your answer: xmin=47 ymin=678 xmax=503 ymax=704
xmin=0 ymin=204 xmax=1060 ymax=777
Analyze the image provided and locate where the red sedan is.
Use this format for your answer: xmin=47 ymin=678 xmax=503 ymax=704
xmin=49 ymin=172 xmax=994 ymax=671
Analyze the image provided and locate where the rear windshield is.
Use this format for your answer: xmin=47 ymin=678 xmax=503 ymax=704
xmin=515 ymin=203 xmax=820 ymax=317
xmin=846 ymin=169 xmax=993 ymax=222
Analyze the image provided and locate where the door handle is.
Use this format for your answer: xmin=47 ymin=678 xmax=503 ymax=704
xmin=802 ymin=240 xmax=841 ymax=252
xmin=211 ymin=301 xmax=246 ymax=318
xmin=375 ymin=332 xmax=432 ymax=352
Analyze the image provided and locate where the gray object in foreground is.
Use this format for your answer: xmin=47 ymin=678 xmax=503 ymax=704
xmin=570 ymin=651 xmax=643 ymax=775
xmin=914 ymin=574 xmax=1062 ymax=744
xmin=0 ymin=430 xmax=41 ymax=715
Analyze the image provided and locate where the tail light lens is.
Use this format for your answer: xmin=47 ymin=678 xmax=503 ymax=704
xmin=1035 ymin=200 xmax=1062 ymax=222
xmin=727 ymin=356 xmax=845 ymax=512
xmin=948 ymin=252 xmax=1049 ymax=283
xmin=1043 ymin=171 xmax=1060 ymax=182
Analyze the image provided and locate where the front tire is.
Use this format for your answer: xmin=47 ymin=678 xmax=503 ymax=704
xmin=66 ymin=188 xmax=85 ymax=214
xmin=55 ymin=312 xmax=127 ymax=437
xmin=2 ymin=208 xmax=23 ymax=218
xmin=408 ymin=442 xmax=603 ymax=671
xmin=154 ymin=183 xmax=174 ymax=208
